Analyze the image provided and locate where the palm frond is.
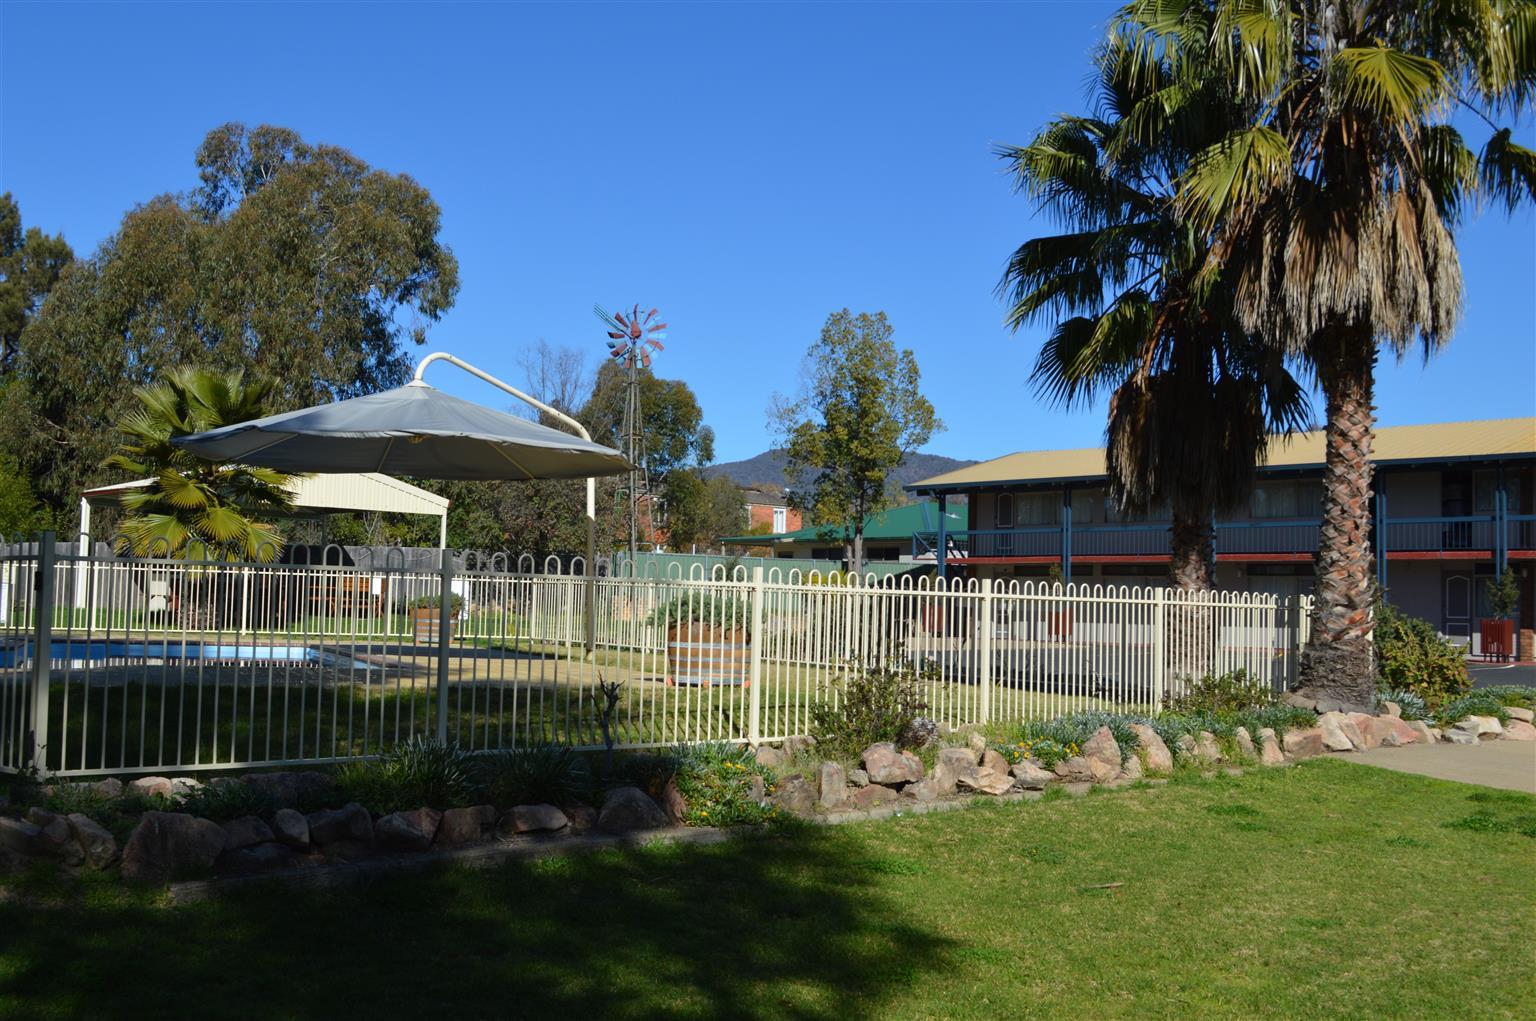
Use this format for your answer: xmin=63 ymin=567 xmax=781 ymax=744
xmin=1331 ymin=47 xmax=1450 ymax=125
xmin=1479 ymin=126 xmax=1536 ymax=212
xmin=1177 ymin=126 xmax=1291 ymax=229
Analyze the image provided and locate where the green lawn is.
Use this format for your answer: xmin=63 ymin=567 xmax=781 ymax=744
xmin=2 ymin=758 xmax=1532 ymax=1019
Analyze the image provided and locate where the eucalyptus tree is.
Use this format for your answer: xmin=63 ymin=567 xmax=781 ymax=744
xmin=999 ymin=29 xmax=1309 ymax=592
xmin=106 ymin=367 xmax=298 ymax=561
xmin=1126 ymin=0 xmax=1536 ymax=703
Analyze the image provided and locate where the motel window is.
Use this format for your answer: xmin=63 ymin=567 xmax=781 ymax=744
xmin=772 ymin=507 xmax=787 ymax=532
xmin=994 ymin=493 xmax=1015 ymax=528
xmin=1250 ymin=480 xmax=1320 ymax=519
xmin=1015 ymin=493 xmax=1057 ymax=525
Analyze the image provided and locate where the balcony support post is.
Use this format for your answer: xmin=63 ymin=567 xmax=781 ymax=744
xmin=937 ymin=493 xmax=949 ymax=580
xmin=1375 ymin=478 xmax=1388 ymax=594
xmin=1496 ymin=465 xmax=1508 ymax=574
xmin=1061 ymin=486 xmax=1073 ymax=580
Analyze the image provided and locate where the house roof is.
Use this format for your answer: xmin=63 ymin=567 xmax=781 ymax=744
xmin=908 ymin=417 xmax=1536 ymax=493
xmin=82 ymin=471 xmax=450 ymax=518
xmin=721 ymin=500 xmax=965 ymax=546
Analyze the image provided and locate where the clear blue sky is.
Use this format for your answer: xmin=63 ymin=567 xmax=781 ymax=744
xmin=3 ymin=1 xmax=1533 ymax=465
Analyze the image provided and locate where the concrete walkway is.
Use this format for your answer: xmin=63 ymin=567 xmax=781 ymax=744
xmin=1348 ymin=741 xmax=1536 ymax=794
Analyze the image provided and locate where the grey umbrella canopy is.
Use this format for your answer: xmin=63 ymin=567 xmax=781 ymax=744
xmin=172 ymin=381 xmax=631 ymax=480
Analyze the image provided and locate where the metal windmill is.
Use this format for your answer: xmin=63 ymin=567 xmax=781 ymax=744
xmin=594 ymin=303 xmax=667 ymax=561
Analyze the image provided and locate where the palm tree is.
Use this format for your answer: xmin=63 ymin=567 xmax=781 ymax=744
xmin=1125 ymin=0 xmax=1536 ymax=704
xmin=105 ymin=367 xmax=298 ymax=561
xmin=999 ymin=29 xmax=1310 ymax=592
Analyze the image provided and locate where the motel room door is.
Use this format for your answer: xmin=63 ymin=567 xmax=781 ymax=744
xmin=1442 ymin=571 xmax=1473 ymax=643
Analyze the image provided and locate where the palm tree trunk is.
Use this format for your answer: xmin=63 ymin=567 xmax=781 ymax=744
xmin=1296 ymin=329 xmax=1378 ymax=708
xmin=1166 ymin=508 xmax=1215 ymax=685
xmin=1167 ymin=509 xmax=1215 ymax=591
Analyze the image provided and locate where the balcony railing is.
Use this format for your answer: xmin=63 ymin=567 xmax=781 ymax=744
xmin=914 ymin=513 xmax=1525 ymax=561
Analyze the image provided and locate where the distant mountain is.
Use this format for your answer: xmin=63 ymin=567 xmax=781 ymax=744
xmin=704 ymin=450 xmax=977 ymax=491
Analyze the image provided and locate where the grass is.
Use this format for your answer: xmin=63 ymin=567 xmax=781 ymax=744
xmin=2 ymin=758 xmax=1532 ymax=1019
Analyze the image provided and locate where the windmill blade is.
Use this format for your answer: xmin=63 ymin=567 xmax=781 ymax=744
xmin=593 ymin=303 xmax=626 ymax=335
xmin=646 ymin=322 xmax=668 ymax=333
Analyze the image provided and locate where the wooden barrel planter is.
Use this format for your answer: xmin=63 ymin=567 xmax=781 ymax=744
xmin=666 ymin=624 xmax=750 ymax=687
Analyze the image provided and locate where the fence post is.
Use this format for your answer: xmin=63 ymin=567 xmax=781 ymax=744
xmin=435 ymin=546 xmax=454 ymax=744
xmin=30 ymin=532 xmax=56 ymax=776
xmin=977 ymin=577 xmax=993 ymax=726
xmin=747 ymin=564 xmax=765 ymax=745
xmin=1151 ymin=586 xmax=1166 ymax=714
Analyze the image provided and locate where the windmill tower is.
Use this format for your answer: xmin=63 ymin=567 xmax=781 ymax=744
xmin=594 ymin=304 xmax=667 ymax=562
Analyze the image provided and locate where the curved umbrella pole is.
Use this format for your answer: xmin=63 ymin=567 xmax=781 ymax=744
xmin=413 ymin=352 xmax=599 ymax=657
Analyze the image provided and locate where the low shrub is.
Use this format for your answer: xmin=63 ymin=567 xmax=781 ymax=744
xmin=809 ymin=656 xmax=930 ymax=759
xmin=1436 ymin=693 xmax=1511 ymax=727
xmin=177 ymin=780 xmax=276 ymax=822
xmin=615 ymin=750 xmax=689 ymax=797
xmin=1375 ymin=688 xmax=1431 ymax=721
xmin=1476 ymin=685 xmax=1536 ymax=710
xmin=671 ymin=743 xmax=776 ymax=827
xmin=1164 ymin=670 xmax=1280 ymax=715
xmin=995 ymin=736 xmax=1076 ymax=770
xmin=1006 ymin=713 xmax=1138 ymax=765
xmin=478 ymin=744 xmax=592 ymax=809
xmin=335 ymin=736 xmax=475 ymax=815
xmin=646 ymin=594 xmax=751 ymax=630
xmin=1375 ymin=602 xmax=1469 ymax=708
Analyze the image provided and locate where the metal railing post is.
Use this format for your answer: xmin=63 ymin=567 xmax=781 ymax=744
xmin=30 ymin=532 xmax=56 ymax=776
xmin=436 ymin=546 xmax=454 ymax=744
xmin=1151 ymin=586 xmax=1166 ymax=714
xmin=977 ymin=577 xmax=993 ymax=725
xmin=747 ymin=564 xmax=765 ymax=745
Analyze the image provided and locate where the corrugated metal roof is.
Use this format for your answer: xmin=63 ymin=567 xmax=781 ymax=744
xmin=83 ymin=472 xmax=449 ymax=517
xmin=910 ymin=417 xmax=1536 ymax=491
xmin=720 ymin=500 xmax=964 ymax=545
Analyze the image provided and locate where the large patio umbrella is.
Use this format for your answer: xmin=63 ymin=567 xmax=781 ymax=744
xmin=173 ymin=352 xmax=629 ymax=653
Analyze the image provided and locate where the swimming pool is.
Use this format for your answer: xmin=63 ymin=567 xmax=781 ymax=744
xmin=0 ymin=639 xmax=372 ymax=671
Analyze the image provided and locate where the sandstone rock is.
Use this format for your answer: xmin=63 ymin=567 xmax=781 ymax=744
xmin=1195 ymin=731 xmax=1223 ymax=764
xmin=1175 ymin=734 xmax=1198 ymax=761
xmin=956 ymin=766 xmax=1014 ymax=796
xmin=847 ymin=768 xmax=869 ymax=787
xmin=375 ymin=807 xmax=442 ymax=851
xmin=817 ymin=761 xmax=848 ymax=810
xmin=980 ymin=747 xmax=1010 ymax=776
xmin=1374 ymin=716 xmax=1421 ymax=747
xmin=221 ymin=842 xmax=304 ymax=873
xmin=128 ymin=776 xmax=175 ymax=800
xmin=901 ymin=776 xmax=943 ymax=802
xmin=1505 ymin=706 xmax=1534 ymax=724
xmin=1128 ymin=723 xmax=1173 ymax=774
xmin=1120 ymin=754 xmax=1144 ymax=781
xmin=1445 ymin=718 xmax=1481 ymax=745
xmin=240 ymin=770 xmax=337 ymax=809
xmin=566 ymin=804 xmax=599 ymax=834
xmin=26 ymin=809 xmax=83 ymax=866
xmin=1081 ymin=727 xmax=1122 ymax=775
xmin=1283 ymin=728 xmax=1324 ymax=759
xmin=1380 ymin=700 xmax=1401 ymax=718
xmin=1053 ymin=756 xmax=1096 ymax=784
xmin=169 ymin=778 xmax=203 ymax=799
xmin=862 ymin=742 xmax=923 ymax=786
xmin=851 ymin=783 xmax=898 ymax=810
xmin=1471 ymin=715 xmax=1504 ymax=739
xmin=270 ymin=808 xmax=311 ymax=849
xmin=598 ymin=787 xmax=669 ymax=833
xmin=1281 ymin=691 xmax=1318 ymax=711
xmin=1234 ymin=727 xmax=1256 ymax=759
xmin=1501 ymin=719 xmax=1536 ymax=742
xmin=1346 ymin=713 xmax=1381 ymax=749
xmin=120 ymin=811 xmax=227 ymax=886
xmin=900 ymin=717 xmax=939 ymax=749
xmin=656 ymin=777 xmax=687 ymax=825
xmin=0 ymin=816 xmax=41 ymax=856
xmin=1407 ymin=721 xmax=1437 ymax=745
xmin=436 ymin=805 xmax=497 ymax=845
xmin=221 ymin=815 xmax=275 ymax=852
xmin=932 ymin=747 xmax=976 ymax=796
xmin=1317 ymin=712 xmax=1360 ymax=752
xmin=1010 ymin=759 xmax=1054 ymax=790
xmin=502 ymin=804 xmax=570 ymax=835
xmin=967 ymin=731 xmax=987 ymax=757
xmin=67 ymin=814 xmax=118 ymax=869
xmin=753 ymin=745 xmax=787 ymax=769
xmin=306 ymin=803 xmax=373 ymax=846
xmin=782 ymin=735 xmax=817 ymax=758
xmin=1258 ymin=728 xmax=1285 ymax=767
xmin=770 ymin=776 xmax=816 ymax=816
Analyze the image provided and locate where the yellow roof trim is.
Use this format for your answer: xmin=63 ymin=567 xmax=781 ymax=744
xmin=911 ymin=417 xmax=1536 ymax=490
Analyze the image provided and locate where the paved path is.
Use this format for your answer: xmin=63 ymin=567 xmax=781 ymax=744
xmin=1348 ymin=741 xmax=1536 ymax=794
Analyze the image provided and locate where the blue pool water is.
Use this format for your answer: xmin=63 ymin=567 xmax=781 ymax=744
xmin=0 ymin=640 xmax=370 ymax=670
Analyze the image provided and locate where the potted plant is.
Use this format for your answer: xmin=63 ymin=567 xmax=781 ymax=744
xmin=1480 ymin=568 xmax=1520 ymax=662
xmin=647 ymin=593 xmax=751 ymax=687
xmin=407 ymin=593 xmax=463 ymax=645
xmin=1045 ymin=563 xmax=1073 ymax=638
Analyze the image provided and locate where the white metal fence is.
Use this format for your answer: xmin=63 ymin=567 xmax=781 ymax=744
xmin=0 ymin=538 xmax=1312 ymax=777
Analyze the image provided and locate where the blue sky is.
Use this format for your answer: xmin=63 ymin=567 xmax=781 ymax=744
xmin=3 ymin=1 xmax=1533 ymax=465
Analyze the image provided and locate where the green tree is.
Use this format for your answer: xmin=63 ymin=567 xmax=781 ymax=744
xmin=7 ymin=122 xmax=459 ymax=521
xmin=999 ymin=24 xmax=1310 ymax=590
xmin=1127 ymin=0 xmax=1535 ymax=703
xmin=0 ymin=193 xmax=73 ymax=374
xmin=105 ymin=367 xmax=299 ymax=561
xmin=0 ymin=454 xmax=45 ymax=538
xmin=663 ymin=471 xmax=749 ymax=552
xmin=772 ymin=310 xmax=940 ymax=569
xmin=580 ymin=361 xmax=715 ymax=480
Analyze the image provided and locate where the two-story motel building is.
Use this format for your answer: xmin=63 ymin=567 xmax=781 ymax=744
xmin=907 ymin=418 xmax=1535 ymax=649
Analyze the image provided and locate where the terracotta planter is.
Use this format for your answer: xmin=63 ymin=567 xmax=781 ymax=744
xmin=665 ymin=623 xmax=749 ymax=687
xmin=1479 ymin=617 xmax=1515 ymax=662
xmin=1049 ymin=608 xmax=1074 ymax=638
